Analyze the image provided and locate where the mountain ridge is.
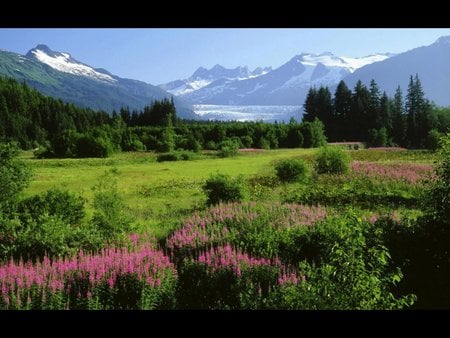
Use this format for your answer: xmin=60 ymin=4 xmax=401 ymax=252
xmin=161 ymin=52 xmax=392 ymax=106
xmin=0 ymin=44 xmax=196 ymax=118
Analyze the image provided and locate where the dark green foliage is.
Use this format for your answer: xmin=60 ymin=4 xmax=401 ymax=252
xmin=275 ymin=159 xmax=309 ymax=183
xmin=18 ymin=188 xmax=85 ymax=226
xmin=157 ymin=152 xmax=180 ymax=162
xmin=303 ymin=76 xmax=438 ymax=149
xmin=203 ymin=174 xmax=244 ymax=206
xmin=0 ymin=142 xmax=32 ymax=213
xmin=156 ymin=150 xmax=198 ymax=162
xmin=315 ymin=147 xmax=350 ymax=175
xmin=75 ymin=134 xmax=114 ymax=158
xmin=368 ymin=127 xmax=388 ymax=147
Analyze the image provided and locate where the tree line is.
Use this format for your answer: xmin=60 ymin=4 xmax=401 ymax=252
xmin=0 ymin=76 xmax=327 ymax=157
xmin=303 ymin=75 xmax=449 ymax=148
xmin=2 ymin=74 xmax=450 ymax=158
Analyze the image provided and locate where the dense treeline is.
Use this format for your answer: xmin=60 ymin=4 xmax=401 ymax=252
xmin=2 ymin=75 xmax=450 ymax=159
xmin=0 ymin=76 xmax=327 ymax=157
xmin=303 ymin=75 xmax=450 ymax=148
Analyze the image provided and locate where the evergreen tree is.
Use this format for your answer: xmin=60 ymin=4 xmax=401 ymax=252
xmin=378 ymin=91 xmax=392 ymax=134
xmin=350 ymin=81 xmax=370 ymax=141
xmin=392 ymin=86 xmax=406 ymax=146
xmin=333 ymin=80 xmax=352 ymax=141
xmin=368 ymin=79 xmax=381 ymax=131
xmin=303 ymin=87 xmax=318 ymax=122
xmin=406 ymin=74 xmax=431 ymax=148
xmin=316 ymin=86 xmax=333 ymax=136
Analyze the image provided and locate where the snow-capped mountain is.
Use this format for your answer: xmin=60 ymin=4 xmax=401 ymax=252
xmin=166 ymin=52 xmax=392 ymax=106
xmin=0 ymin=45 xmax=195 ymax=118
xmin=159 ymin=64 xmax=272 ymax=96
xmin=27 ymin=44 xmax=117 ymax=84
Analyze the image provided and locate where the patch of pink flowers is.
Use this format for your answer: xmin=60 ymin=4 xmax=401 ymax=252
xmin=351 ymin=161 xmax=433 ymax=184
xmin=166 ymin=202 xmax=328 ymax=251
xmin=0 ymin=243 xmax=176 ymax=308
xmin=196 ymin=244 xmax=301 ymax=286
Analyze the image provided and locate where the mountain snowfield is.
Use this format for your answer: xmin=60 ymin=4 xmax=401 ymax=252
xmin=28 ymin=45 xmax=117 ymax=83
xmin=160 ymin=52 xmax=393 ymax=106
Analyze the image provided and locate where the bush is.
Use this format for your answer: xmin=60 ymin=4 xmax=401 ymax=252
xmin=0 ymin=142 xmax=32 ymax=213
xmin=75 ymin=135 xmax=114 ymax=158
xmin=315 ymin=147 xmax=350 ymax=175
xmin=267 ymin=214 xmax=415 ymax=310
xmin=156 ymin=151 xmax=199 ymax=162
xmin=205 ymin=141 xmax=218 ymax=150
xmin=18 ymin=188 xmax=85 ymax=226
xmin=218 ymin=140 xmax=239 ymax=158
xmin=424 ymin=129 xmax=443 ymax=151
xmin=157 ymin=152 xmax=180 ymax=162
xmin=203 ymin=174 xmax=244 ymax=206
xmin=275 ymin=159 xmax=309 ymax=183
xmin=91 ymin=170 xmax=133 ymax=244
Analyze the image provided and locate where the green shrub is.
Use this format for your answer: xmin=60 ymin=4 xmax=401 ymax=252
xmin=156 ymin=151 xmax=198 ymax=162
xmin=203 ymin=174 xmax=244 ymax=206
xmin=18 ymin=188 xmax=85 ymax=226
xmin=91 ymin=170 xmax=133 ymax=244
xmin=157 ymin=152 xmax=180 ymax=162
xmin=75 ymin=135 xmax=114 ymax=158
xmin=0 ymin=213 xmax=102 ymax=261
xmin=275 ymin=159 xmax=309 ymax=183
xmin=0 ymin=142 xmax=32 ymax=213
xmin=424 ymin=129 xmax=443 ymax=151
xmin=267 ymin=215 xmax=415 ymax=309
xmin=218 ymin=140 xmax=239 ymax=158
xmin=315 ymin=147 xmax=350 ymax=175
xmin=205 ymin=141 xmax=218 ymax=150
xmin=179 ymin=151 xmax=199 ymax=161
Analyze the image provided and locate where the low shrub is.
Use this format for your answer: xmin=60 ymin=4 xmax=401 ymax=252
xmin=202 ymin=174 xmax=244 ymax=206
xmin=218 ymin=140 xmax=239 ymax=158
xmin=315 ymin=147 xmax=350 ymax=175
xmin=275 ymin=159 xmax=309 ymax=183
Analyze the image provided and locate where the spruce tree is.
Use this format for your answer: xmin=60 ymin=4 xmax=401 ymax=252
xmin=333 ymin=80 xmax=352 ymax=141
xmin=392 ymin=86 xmax=406 ymax=146
xmin=303 ymin=87 xmax=318 ymax=122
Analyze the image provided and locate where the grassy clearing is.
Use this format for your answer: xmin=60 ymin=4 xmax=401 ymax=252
xmin=22 ymin=149 xmax=314 ymax=237
xmin=21 ymin=148 xmax=434 ymax=239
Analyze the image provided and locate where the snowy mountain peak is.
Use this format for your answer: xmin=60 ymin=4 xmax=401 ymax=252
xmin=26 ymin=45 xmax=116 ymax=84
xmin=160 ymin=63 xmax=272 ymax=96
xmin=296 ymin=52 xmax=391 ymax=72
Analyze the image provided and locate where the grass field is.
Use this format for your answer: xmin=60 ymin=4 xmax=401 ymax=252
xmin=20 ymin=148 xmax=435 ymax=239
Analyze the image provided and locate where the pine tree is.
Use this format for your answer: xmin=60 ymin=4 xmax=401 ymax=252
xmin=378 ymin=91 xmax=392 ymax=132
xmin=391 ymin=86 xmax=405 ymax=146
xmin=333 ymin=80 xmax=352 ymax=141
xmin=368 ymin=79 xmax=381 ymax=131
xmin=406 ymin=74 xmax=426 ymax=148
xmin=303 ymin=87 xmax=318 ymax=122
xmin=316 ymin=86 xmax=333 ymax=136
xmin=350 ymin=81 xmax=370 ymax=141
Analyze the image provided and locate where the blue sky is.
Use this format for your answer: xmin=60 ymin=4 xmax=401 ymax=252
xmin=1 ymin=28 xmax=450 ymax=84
